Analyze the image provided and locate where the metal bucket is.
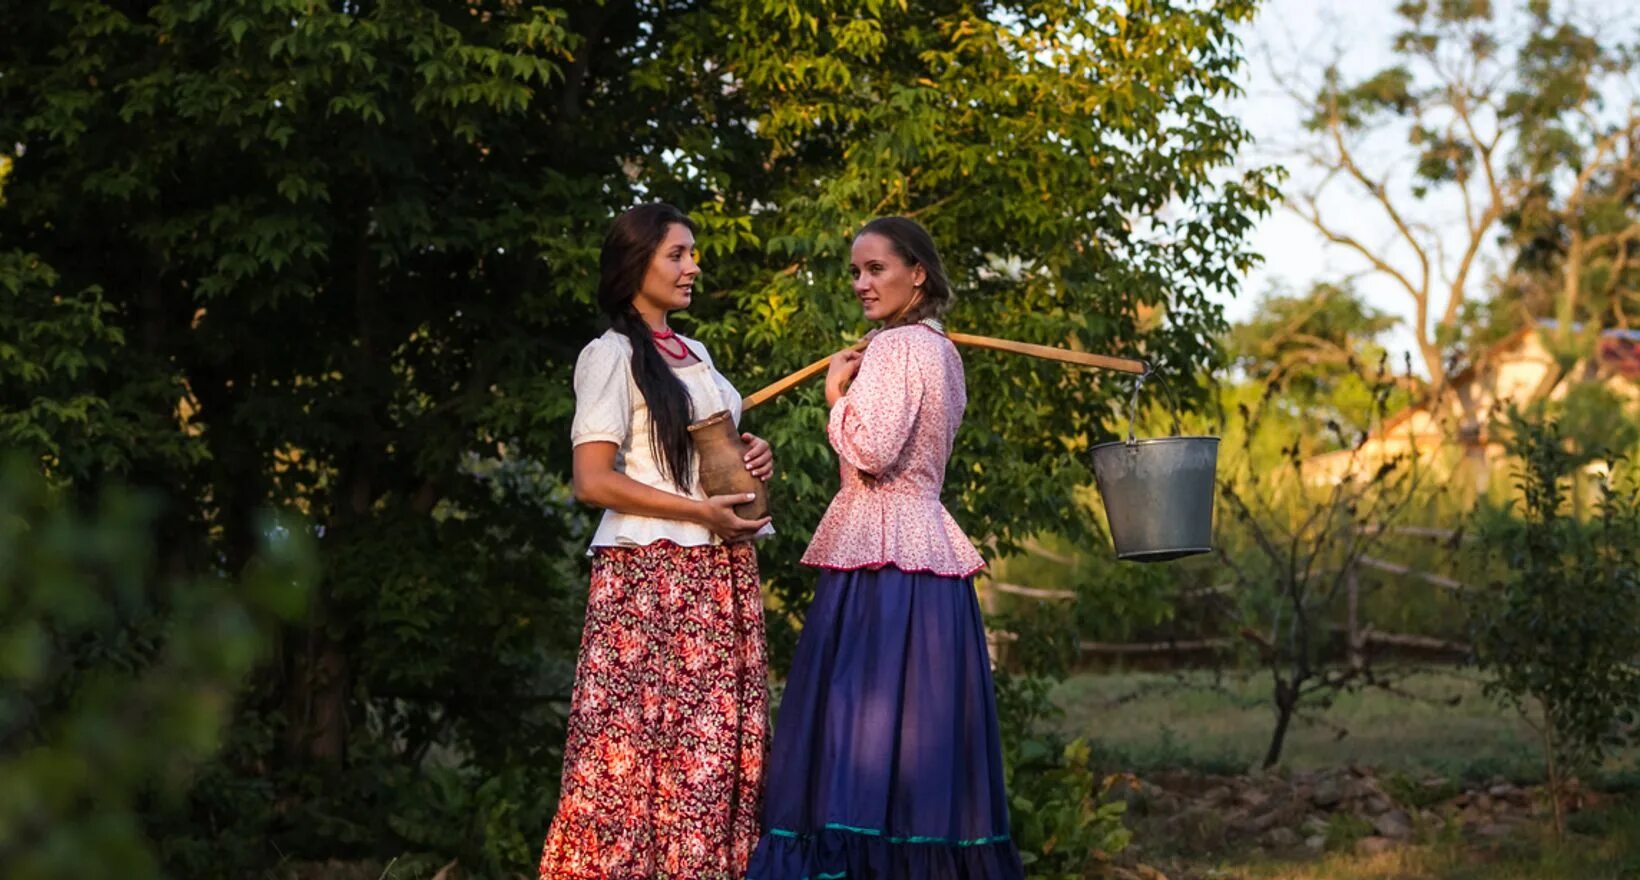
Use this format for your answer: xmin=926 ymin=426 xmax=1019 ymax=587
xmin=1090 ymin=435 xmax=1219 ymax=562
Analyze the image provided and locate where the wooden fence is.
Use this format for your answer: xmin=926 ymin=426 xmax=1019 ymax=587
xmin=984 ymin=525 xmax=1475 ymax=667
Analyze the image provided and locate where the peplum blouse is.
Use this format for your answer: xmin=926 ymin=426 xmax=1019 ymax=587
xmin=801 ymin=322 xmax=986 ymax=578
xmin=570 ymin=329 xmax=771 ymax=550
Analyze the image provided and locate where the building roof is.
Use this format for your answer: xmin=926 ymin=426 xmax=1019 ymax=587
xmin=1344 ymin=320 xmax=1640 ymax=446
xmin=1597 ymin=332 xmax=1640 ymax=379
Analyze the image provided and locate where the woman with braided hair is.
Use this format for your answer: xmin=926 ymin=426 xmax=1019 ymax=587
xmin=539 ymin=203 xmax=774 ymax=880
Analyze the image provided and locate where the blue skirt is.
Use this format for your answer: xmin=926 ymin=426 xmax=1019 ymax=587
xmin=747 ymin=566 xmax=1024 ymax=880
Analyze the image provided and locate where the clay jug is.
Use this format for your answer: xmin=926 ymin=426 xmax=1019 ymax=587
xmin=687 ymin=410 xmax=769 ymax=520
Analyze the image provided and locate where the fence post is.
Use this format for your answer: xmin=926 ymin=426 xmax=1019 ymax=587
xmin=978 ymin=576 xmax=1008 ymax=669
xmin=1347 ymin=563 xmax=1363 ymax=672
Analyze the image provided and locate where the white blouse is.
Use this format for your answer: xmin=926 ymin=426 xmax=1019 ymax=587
xmin=571 ymin=329 xmax=771 ymax=550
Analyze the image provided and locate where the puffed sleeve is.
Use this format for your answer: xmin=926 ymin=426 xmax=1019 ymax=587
xmin=570 ymin=336 xmax=633 ymax=446
xmin=827 ymin=329 xmax=924 ymax=475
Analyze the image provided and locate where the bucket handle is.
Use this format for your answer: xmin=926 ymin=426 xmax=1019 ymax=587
xmin=1123 ymin=363 xmax=1184 ymax=444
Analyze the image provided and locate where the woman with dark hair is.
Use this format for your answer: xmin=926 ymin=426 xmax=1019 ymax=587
xmin=538 ymin=203 xmax=774 ymax=880
xmin=747 ymin=217 xmax=1024 ymax=880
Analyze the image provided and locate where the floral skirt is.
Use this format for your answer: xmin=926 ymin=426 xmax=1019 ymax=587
xmin=539 ymin=540 xmax=768 ymax=880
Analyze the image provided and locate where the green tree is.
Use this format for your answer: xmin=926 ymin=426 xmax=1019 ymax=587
xmin=1467 ymin=411 xmax=1640 ymax=836
xmin=0 ymin=458 xmax=317 ymax=879
xmin=1227 ymin=280 xmax=1406 ymax=439
xmin=1 ymin=1 xmax=1274 ymax=872
xmin=1500 ymin=3 xmax=1640 ymax=341
xmin=671 ymin=0 xmax=1279 ymax=660
xmin=1216 ymin=358 xmax=1429 ymax=768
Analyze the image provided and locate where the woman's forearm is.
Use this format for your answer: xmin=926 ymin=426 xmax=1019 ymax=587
xmin=574 ymin=467 xmax=707 ymax=523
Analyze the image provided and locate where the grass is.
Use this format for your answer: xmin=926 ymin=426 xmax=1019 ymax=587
xmin=1048 ymin=668 xmax=1640 ymax=878
xmin=1221 ymin=806 xmax=1640 ymax=879
xmin=1049 ymin=668 xmax=1546 ymax=779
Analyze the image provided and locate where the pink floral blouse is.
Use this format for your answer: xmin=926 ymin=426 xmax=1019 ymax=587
xmin=801 ymin=322 xmax=986 ymax=578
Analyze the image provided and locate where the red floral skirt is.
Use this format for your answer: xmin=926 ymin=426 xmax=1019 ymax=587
xmin=539 ymin=540 xmax=768 ymax=880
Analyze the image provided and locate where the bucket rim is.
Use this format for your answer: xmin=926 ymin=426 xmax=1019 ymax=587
xmin=1091 ymin=435 xmax=1221 ymax=451
xmin=1116 ymin=546 xmax=1213 ymax=561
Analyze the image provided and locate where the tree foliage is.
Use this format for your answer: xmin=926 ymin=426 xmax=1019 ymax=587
xmin=675 ymin=0 xmax=1279 ymax=650
xmin=1227 ymin=281 xmax=1407 ymax=438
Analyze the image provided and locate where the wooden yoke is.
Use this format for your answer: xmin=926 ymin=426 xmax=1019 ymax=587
xmin=740 ymin=331 xmax=1148 ymax=412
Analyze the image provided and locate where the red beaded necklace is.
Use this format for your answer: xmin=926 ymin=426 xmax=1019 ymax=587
xmin=651 ymin=326 xmax=692 ymax=361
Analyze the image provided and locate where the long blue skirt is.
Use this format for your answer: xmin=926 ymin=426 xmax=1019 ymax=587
xmin=747 ymin=566 xmax=1024 ymax=880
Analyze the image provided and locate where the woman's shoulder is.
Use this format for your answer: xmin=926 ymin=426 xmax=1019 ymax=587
xmin=580 ymin=328 xmax=631 ymax=354
xmin=575 ymin=330 xmax=633 ymax=378
xmin=578 ymin=329 xmax=634 ymax=361
xmin=872 ymin=322 xmax=953 ymax=355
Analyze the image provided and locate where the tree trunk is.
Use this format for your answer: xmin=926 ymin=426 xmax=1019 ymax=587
xmin=1558 ymin=236 xmax=1583 ymax=347
xmin=1263 ymin=679 xmax=1296 ymax=769
xmin=1464 ymin=441 xmax=1491 ymax=498
xmin=283 ymin=617 xmax=351 ymax=764
xmin=281 ymin=221 xmax=381 ymax=768
xmin=1346 ymin=566 xmax=1363 ymax=672
xmin=1541 ymin=700 xmax=1566 ymax=839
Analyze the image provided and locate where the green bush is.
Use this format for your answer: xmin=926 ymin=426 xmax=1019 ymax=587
xmin=995 ymin=618 xmax=1133 ymax=879
xmin=1467 ymin=410 xmax=1640 ymax=835
xmin=0 ymin=458 xmax=316 ymax=879
xmin=1007 ymin=737 xmax=1132 ymax=880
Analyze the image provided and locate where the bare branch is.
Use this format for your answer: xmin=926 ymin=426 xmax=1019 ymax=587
xmin=1290 ymin=197 xmax=1426 ymax=303
xmin=1220 ymin=481 xmax=1289 ymax=570
xmin=1325 ymin=112 xmax=1434 ymax=293
xmin=1450 ymin=86 xmax=1509 ymax=225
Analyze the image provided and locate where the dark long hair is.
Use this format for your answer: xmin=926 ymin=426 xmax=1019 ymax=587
xmin=858 ymin=216 xmax=955 ymax=327
xmin=598 ymin=203 xmax=697 ymax=492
